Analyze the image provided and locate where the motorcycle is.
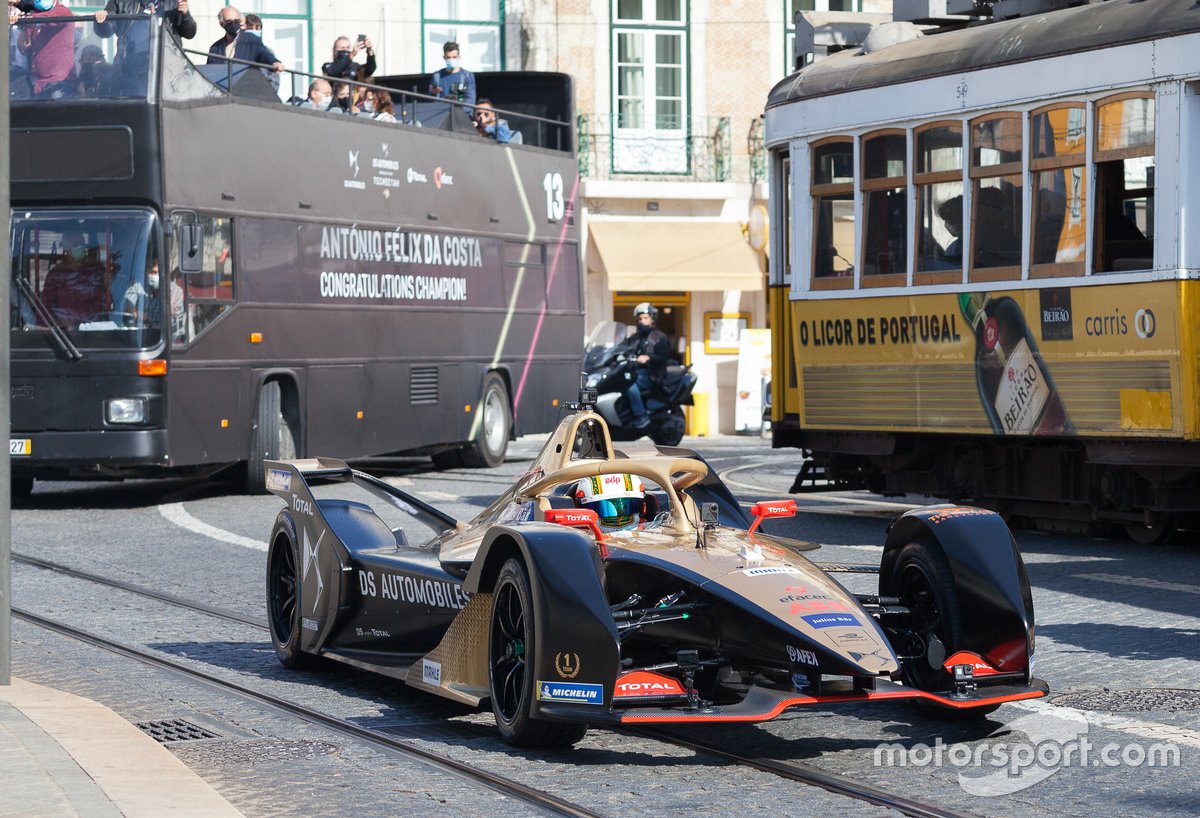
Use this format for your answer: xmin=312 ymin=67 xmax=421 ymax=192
xmin=583 ymin=321 xmax=697 ymax=446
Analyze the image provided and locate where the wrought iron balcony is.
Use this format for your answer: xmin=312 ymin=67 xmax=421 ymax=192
xmin=577 ymin=113 xmax=733 ymax=182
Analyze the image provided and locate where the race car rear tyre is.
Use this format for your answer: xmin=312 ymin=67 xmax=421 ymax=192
xmin=889 ymin=541 xmax=999 ymax=721
xmin=267 ymin=511 xmax=315 ymax=670
xmin=246 ymin=380 xmax=298 ymax=494
xmin=488 ymin=558 xmax=587 ymax=748
xmin=459 ymin=373 xmax=511 ymax=469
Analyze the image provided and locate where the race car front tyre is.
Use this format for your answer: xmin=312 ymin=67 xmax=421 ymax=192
xmin=888 ymin=541 xmax=999 ymax=720
xmin=267 ymin=510 xmax=315 ymax=670
xmin=488 ymin=557 xmax=587 ymax=748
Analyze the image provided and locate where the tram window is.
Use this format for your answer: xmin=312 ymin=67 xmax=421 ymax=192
xmin=810 ymin=138 xmax=854 ymax=286
xmin=969 ymin=114 xmax=1022 ymax=280
xmin=860 ymin=131 xmax=906 ymax=283
xmin=1094 ymin=93 xmax=1154 ymax=273
xmin=1030 ymin=104 xmax=1086 ymax=277
xmin=914 ymin=122 xmax=963 ymax=282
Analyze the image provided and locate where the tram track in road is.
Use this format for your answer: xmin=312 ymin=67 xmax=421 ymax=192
xmin=12 ymin=608 xmax=603 ymax=818
xmin=17 ymin=550 xmax=976 ymax=818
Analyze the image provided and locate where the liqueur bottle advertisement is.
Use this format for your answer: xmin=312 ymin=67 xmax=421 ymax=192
xmin=959 ymin=292 xmax=1074 ymax=436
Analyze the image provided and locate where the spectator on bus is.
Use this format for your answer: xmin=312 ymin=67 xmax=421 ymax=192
xmin=243 ymin=12 xmax=261 ymax=30
xmin=123 ymin=258 xmax=184 ymax=337
xmin=359 ymin=87 xmax=396 ymax=122
xmin=206 ymin=5 xmax=284 ymax=75
xmin=323 ymin=34 xmax=375 ymax=86
xmin=16 ymin=0 xmax=74 ymax=98
xmin=76 ymin=44 xmax=112 ymax=98
xmin=94 ymin=0 xmax=196 ymax=42
xmin=42 ymin=232 xmax=111 ymax=327
xmin=429 ymin=40 xmax=475 ymax=109
xmin=299 ymin=77 xmax=339 ymax=112
xmin=332 ymin=81 xmax=357 ymax=113
xmin=473 ymin=98 xmax=516 ymax=144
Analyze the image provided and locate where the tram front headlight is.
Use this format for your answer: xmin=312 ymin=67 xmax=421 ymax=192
xmin=106 ymin=397 xmax=147 ymax=424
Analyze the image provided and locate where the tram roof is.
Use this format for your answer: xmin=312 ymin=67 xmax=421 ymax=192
xmin=767 ymin=0 xmax=1200 ymax=110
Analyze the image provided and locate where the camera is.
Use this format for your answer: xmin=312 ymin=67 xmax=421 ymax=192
xmin=357 ymin=34 xmax=367 ymax=44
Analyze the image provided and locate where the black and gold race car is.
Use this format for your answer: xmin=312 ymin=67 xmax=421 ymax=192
xmin=265 ymin=398 xmax=1047 ymax=748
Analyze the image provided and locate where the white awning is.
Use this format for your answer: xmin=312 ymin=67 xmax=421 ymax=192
xmin=588 ymin=221 xmax=764 ymax=292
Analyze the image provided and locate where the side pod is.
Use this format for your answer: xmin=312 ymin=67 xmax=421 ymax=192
xmin=466 ymin=524 xmax=621 ymax=718
xmin=881 ymin=506 xmax=1036 ymax=682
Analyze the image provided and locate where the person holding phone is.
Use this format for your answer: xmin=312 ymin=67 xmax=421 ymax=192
xmin=322 ymin=33 xmax=376 ymax=86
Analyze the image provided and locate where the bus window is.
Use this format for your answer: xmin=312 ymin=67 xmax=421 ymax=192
xmin=1094 ymin=93 xmax=1154 ymax=273
xmin=169 ymin=214 xmax=235 ymax=344
xmin=969 ymin=113 xmax=1022 ymax=280
xmin=1030 ymin=104 xmax=1086 ymax=277
xmin=860 ymin=130 xmax=906 ymax=285
xmin=9 ymin=208 xmax=161 ymax=350
xmin=810 ymin=138 xmax=854 ymax=287
xmin=914 ymin=122 xmax=964 ymax=284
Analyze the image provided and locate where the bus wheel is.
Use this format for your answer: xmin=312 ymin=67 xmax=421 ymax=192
xmin=459 ymin=373 xmax=511 ymax=469
xmin=245 ymin=380 xmax=298 ymax=494
xmin=1123 ymin=514 xmax=1173 ymax=546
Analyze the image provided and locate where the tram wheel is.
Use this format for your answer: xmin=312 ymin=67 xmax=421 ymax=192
xmin=245 ymin=380 xmax=298 ymax=494
xmin=1123 ymin=514 xmax=1174 ymax=546
xmin=459 ymin=373 xmax=511 ymax=469
xmin=488 ymin=558 xmax=587 ymax=748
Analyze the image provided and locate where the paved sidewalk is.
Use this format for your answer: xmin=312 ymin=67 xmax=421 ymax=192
xmin=0 ymin=678 xmax=244 ymax=818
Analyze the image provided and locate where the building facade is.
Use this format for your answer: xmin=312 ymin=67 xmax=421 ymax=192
xmin=60 ymin=0 xmax=888 ymax=433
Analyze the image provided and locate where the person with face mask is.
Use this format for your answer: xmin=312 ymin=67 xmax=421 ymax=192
xmin=623 ymin=303 xmax=671 ymax=429
xmin=299 ymin=77 xmax=339 ymax=112
xmin=428 ymin=40 xmax=476 ymax=110
xmin=322 ymin=34 xmax=375 ymax=85
xmin=123 ymin=259 xmax=183 ymax=336
xmin=41 ymin=232 xmax=112 ymax=328
xmin=14 ymin=0 xmax=74 ymax=98
xmin=205 ymin=5 xmax=284 ymax=81
xmin=358 ymin=88 xmax=396 ymax=122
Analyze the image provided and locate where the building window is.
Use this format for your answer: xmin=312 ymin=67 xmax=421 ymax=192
xmin=785 ymin=0 xmax=860 ymax=73
xmin=1030 ymin=103 xmax=1086 ymax=278
xmin=423 ymin=0 xmax=504 ymax=73
xmin=969 ymin=112 xmax=1023 ymax=281
xmin=1093 ymin=92 xmax=1154 ymax=273
xmin=913 ymin=122 xmax=964 ymax=284
xmin=860 ymin=129 xmax=906 ymax=285
xmin=610 ymin=0 xmax=688 ymax=173
xmin=810 ymin=137 xmax=854 ymax=289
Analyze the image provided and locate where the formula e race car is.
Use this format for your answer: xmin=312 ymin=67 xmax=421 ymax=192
xmin=264 ymin=397 xmax=1048 ymax=748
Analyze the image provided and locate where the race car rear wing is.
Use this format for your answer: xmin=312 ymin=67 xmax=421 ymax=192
xmin=264 ymin=457 xmax=464 ymax=536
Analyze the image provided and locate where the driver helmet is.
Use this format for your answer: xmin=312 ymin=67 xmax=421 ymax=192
xmin=574 ymin=474 xmax=645 ymax=530
xmin=633 ymin=302 xmax=658 ymax=322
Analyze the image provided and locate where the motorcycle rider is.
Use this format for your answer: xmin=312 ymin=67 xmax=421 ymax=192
xmin=626 ymin=302 xmax=671 ymax=429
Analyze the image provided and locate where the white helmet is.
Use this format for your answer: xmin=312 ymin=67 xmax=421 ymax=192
xmin=574 ymin=474 xmax=645 ymax=529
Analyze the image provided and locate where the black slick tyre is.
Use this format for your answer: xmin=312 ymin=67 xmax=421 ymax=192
xmin=267 ymin=510 xmax=314 ymax=669
xmin=888 ymin=541 xmax=999 ymax=721
xmin=488 ymin=558 xmax=587 ymax=748
xmin=245 ymin=380 xmax=298 ymax=494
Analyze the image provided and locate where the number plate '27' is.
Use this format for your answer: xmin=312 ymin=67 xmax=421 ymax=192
xmin=10 ymin=439 xmax=31 ymax=456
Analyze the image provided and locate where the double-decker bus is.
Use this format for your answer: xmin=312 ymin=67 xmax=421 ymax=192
xmin=765 ymin=0 xmax=1200 ymax=542
xmin=8 ymin=14 xmax=582 ymax=494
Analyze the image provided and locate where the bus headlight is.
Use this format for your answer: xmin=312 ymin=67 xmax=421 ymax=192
xmin=106 ymin=398 xmax=147 ymax=424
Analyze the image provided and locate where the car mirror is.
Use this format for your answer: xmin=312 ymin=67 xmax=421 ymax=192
xmin=748 ymin=499 xmax=797 ymax=534
xmin=179 ymin=222 xmax=203 ymax=274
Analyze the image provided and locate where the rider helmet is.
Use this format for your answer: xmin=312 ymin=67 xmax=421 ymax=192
xmin=632 ymin=302 xmax=658 ymax=322
xmin=574 ymin=474 xmax=645 ymax=529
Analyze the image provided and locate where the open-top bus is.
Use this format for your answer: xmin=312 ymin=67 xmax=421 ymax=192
xmin=8 ymin=14 xmax=582 ymax=494
xmin=765 ymin=0 xmax=1200 ymax=542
